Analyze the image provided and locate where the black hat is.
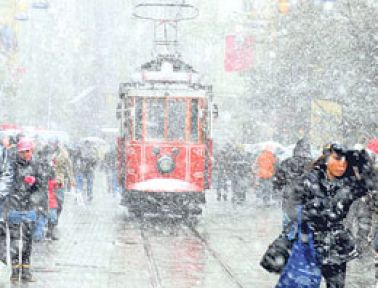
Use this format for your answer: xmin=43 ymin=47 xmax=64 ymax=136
xmin=323 ymin=143 xmax=347 ymax=156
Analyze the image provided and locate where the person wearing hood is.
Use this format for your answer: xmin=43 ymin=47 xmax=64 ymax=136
xmin=273 ymin=138 xmax=313 ymax=227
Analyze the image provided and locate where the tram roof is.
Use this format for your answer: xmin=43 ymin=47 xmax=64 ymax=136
xmin=119 ymin=82 xmax=212 ymax=98
xmin=141 ymin=57 xmax=196 ymax=73
xmin=119 ymin=57 xmax=212 ymax=98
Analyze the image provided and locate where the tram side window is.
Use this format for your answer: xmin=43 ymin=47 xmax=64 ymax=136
xmin=135 ymin=98 xmax=143 ymax=140
xmin=168 ymin=100 xmax=185 ymax=140
xmin=191 ymin=99 xmax=199 ymax=142
xmin=147 ymin=99 xmax=165 ymax=139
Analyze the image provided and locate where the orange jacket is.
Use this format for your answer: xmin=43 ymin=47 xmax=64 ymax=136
xmin=256 ymin=150 xmax=277 ymax=179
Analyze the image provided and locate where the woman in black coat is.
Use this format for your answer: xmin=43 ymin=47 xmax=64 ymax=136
xmin=296 ymin=144 xmax=372 ymax=288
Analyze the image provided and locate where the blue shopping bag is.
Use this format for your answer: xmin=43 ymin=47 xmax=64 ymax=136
xmin=275 ymin=207 xmax=321 ymax=288
xmin=8 ymin=210 xmax=37 ymax=225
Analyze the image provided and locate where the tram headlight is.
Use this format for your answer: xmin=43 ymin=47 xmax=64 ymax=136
xmin=157 ymin=155 xmax=175 ymax=174
xmin=172 ymin=147 xmax=179 ymax=156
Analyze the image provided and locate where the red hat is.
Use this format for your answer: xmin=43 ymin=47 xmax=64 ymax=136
xmin=17 ymin=137 xmax=34 ymax=152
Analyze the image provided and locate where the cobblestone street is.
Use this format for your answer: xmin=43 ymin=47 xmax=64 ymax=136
xmin=7 ymin=171 xmax=375 ymax=288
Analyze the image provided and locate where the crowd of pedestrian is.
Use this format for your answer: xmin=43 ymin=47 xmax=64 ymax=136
xmin=1 ymin=129 xmax=376 ymax=286
xmin=214 ymin=138 xmax=377 ymax=286
xmin=259 ymin=141 xmax=377 ymax=287
xmin=0 ymin=132 xmax=103 ymax=282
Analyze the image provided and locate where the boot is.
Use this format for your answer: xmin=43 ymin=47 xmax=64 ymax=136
xmin=22 ymin=264 xmax=37 ymax=282
xmin=46 ymin=223 xmax=59 ymax=240
xmin=45 ymin=225 xmax=52 ymax=240
xmin=50 ymin=225 xmax=59 ymax=241
xmin=10 ymin=265 xmax=20 ymax=281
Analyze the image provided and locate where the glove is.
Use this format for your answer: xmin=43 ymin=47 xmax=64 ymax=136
xmin=24 ymin=176 xmax=36 ymax=185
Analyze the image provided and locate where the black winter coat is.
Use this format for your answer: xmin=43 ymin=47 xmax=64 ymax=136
xmin=273 ymin=155 xmax=312 ymax=220
xmin=9 ymin=156 xmax=45 ymax=212
xmin=297 ymin=168 xmax=368 ymax=265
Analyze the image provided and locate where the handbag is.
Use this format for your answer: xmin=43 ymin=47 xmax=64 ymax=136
xmin=260 ymin=217 xmax=297 ymax=274
xmin=260 ymin=233 xmax=292 ymax=273
xmin=275 ymin=206 xmax=321 ymax=288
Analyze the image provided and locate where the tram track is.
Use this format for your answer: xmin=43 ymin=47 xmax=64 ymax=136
xmin=140 ymin=224 xmax=163 ymax=288
xmin=185 ymin=222 xmax=246 ymax=288
xmin=136 ymin=217 xmax=247 ymax=288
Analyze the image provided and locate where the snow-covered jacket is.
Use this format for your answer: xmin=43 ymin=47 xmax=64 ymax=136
xmin=9 ymin=156 xmax=44 ymax=211
xmin=296 ymin=168 xmax=368 ymax=265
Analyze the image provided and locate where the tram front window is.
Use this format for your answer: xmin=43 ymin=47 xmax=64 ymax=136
xmin=168 ymin=100 xmax=185 ymax=140
xmin=191 ymin=99 xmax=199 ymax=142
xmin=146 ymin=99 xmax=165 ymax=139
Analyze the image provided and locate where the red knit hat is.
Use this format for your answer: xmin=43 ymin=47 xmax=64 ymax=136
xmin=17 ymin=137 xmax=33 ymax=152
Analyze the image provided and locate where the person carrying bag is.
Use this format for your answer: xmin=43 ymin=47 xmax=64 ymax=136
xmin=8 ymin=138 xmax=43 ymax=282
xmin=275 ymin=206 xmax=321 ymax=288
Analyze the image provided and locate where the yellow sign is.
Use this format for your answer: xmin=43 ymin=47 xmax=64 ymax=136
xmin=278 ymin=0 xmax=289 ymax=14
xmin=310 ymin=99 xmax=343 ymax=147
xmin=15 ymin=0 xmax=29 ymax=21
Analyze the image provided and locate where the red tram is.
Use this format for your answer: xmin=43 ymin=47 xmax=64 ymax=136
xmin=116 ymin=57 xmax=213 ymax=217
